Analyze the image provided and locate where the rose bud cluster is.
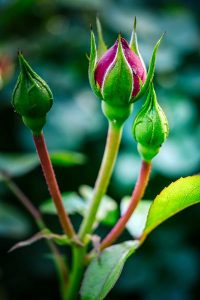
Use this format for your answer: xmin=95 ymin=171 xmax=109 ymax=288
xmin=132 ymin=84 xmax=169 ymax=161
xmin=12 ymin=53 xmax=53 ymax=135
xmin=89 ymin=19 xmax=162 ymax=126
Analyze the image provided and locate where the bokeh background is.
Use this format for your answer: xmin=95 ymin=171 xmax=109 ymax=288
xmin=0 ymin=0 xmax=200 ymax=299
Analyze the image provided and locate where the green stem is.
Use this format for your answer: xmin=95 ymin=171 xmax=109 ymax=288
xmin=66 ymin=121 xmax=123 ymax=300
xmin=79 ymin=121 xmax=123 ymax=240
xmin=0 ymin=171 xmax=68 ymax=300
xmin=100 ymin=160 xmax=152 ymax=250
xmin=66 ymin=246 xmax=86 ymax=300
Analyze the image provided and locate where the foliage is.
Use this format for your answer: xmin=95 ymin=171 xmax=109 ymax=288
xmin=0 ymin=0 xmax=200 ymax=300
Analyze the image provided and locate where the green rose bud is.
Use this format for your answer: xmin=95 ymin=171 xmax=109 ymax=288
xmin=132 ymin=84 xmax=169 ymax=161
xmin=12 ymin=53 xmax=53 ymax=135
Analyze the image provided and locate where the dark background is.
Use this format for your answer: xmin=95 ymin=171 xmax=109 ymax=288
xmin=0 ymin=0 xmax=200 ymax=299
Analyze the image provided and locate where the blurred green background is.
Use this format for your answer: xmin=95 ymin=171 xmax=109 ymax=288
xmin=0 ymin=0 xmax=200 ymax=299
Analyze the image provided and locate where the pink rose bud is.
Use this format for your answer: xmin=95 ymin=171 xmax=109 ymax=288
xmin=95 ymin=36 xmax=146 ymax=100
xmin=88 ymin=18 xmax=162 ymax=124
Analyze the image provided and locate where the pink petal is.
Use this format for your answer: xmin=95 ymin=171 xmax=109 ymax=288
xmin=121 ymin=38 xmax=146 ymax=96
xmin=95 ymin=40 xmax=118 ymax=88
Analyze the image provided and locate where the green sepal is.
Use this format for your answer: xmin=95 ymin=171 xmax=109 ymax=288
xmin=102 ymin=35 xmax=133 ymax=107
xmin=101 ymin=101 xmax=133 ymax=126
xmin=96 ymin=17 xmax=107 ymax=59
xmin=132 ymin=84 xmax=169 ymax=161
xmin=22 ymin=116 xmax=46 ymax=136
xmin=129 ymin=17 xmax=146 ymax=73
xmin=88 ymin=30 xmax=102 ymax=99
xmin=131 ymin=34 xmax=164 ymax=103
xmin=12 ymin=53 xmax=53 ymax=134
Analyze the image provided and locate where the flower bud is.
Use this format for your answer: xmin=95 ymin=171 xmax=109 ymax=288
xmin=132 ymin=84 xmax=169 ymax=161
xmin=88 ymin=19 xmax=163 ymax=126
xmin=12 ymin=53 xmax=53 ymax=135
xmin=95 ymin=35 xmax=146 ymax=103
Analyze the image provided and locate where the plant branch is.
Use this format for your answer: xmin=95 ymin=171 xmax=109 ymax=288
xmin=66 ymin=121 xmax=123 ymax=300
xmin=100 ymin=160 xmax=152 ymax=250
xmin=78 ymin=121 xmax=123 ymax=240
xmin=33 ymin=133 xmax=76 ymax=240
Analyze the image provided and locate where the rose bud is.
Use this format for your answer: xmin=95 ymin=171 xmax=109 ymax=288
xmin=12 ymin=53 xmax=53 ymax=135
xmin=132 ymin=84 xmax=169 ymax=161
xmin=89 ymin=19 xmax=163 ymax=125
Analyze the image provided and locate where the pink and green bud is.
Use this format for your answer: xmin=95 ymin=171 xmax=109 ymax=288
xmin=132 ymin=84 xmax=169 ymax=161
xmin=95 ymin=36 xmax=146 ymax=102
xmin=89 ymin=19 xmax=163 ymax=125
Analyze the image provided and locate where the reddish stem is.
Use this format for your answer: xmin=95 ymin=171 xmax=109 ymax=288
xmin=33 ymin=133 xmax=76 ymax=239
xmin=100 ymin=160 xmax=152 ymax=250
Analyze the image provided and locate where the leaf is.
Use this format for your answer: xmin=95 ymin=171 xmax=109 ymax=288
xmin=0 ymin=153 xmax=39 ymax=178
xmin=0 ymin=202 xmax=31 ymax=238
xmin=143 ymin=175 xmax=200 ymax=238
xmin=40 ymin=186 xmax=118 ymax=226
xmin=80 ymin=241 xmax=138 ymax=300
xmin=49 ymin=151 xmax=86 ymax=166
xmin=121 ymin=197 xmax=152 ymax=238
xmin=0 ymin=151 xmax=85 ymax=179
xmin=8 ymin=229 xmax=70 ymax=252
xmin=40 ymin=192 xmax=86 ymax=215
xmin=79 ymin=185 xmax=118 ymax=226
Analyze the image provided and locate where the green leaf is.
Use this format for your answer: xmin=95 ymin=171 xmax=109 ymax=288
xmin=0 ymin=202 xmax=31 ymax=238
xmin=40 ymin=186 xmax=118 ymax=226
xmin=121 ymin=197 xmax=152 ymax=238
xmin=50 ymin=151 xmax=86 ymax=166
xmin=0 ymin=151 xmax=86 ymax=179
xmin=0 ymin=153 xmax=39 ymax=178
xmin=79 ymin=185 xmax=118 ymax=226
xmin=143 ymin=175 xmax=200 ymax=238
xmin=80 ymin=241 xmax=138 ymax=300
xmin=40 ymin=192 xmax=86 ymax=215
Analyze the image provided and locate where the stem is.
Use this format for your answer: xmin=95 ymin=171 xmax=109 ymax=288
xmin=33 ymin=133 xmax=76 ymax=239
xmin=66 ymin=247 xmax=86 ymax=300
xmin=100 ymin=160 xmax=152 ymax=250
xmin=0 ymin=171 xmax=68 ymax=300
xmin=78 ymin=121 xmax=123 ymax=240
xmin=66 ymin=121 xmax=123 ymax=300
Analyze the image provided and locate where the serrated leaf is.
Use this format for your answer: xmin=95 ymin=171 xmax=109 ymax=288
xmin=121 ymin=197 xmax=152 ymax=238
xmin=8 ymin=229 xmax=70 ymax=252
xmin=79 ymin=185 xmax=118 ymax=226
xmin=40 ymin=192 xmax=86 ymax=215
xmin=0 ymin=202 xmax=31 ymax=238
xmin=142 ymin=175 xmax=200 ymax=238
xmin=81 ymin=241 xmax=138 ymax=300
